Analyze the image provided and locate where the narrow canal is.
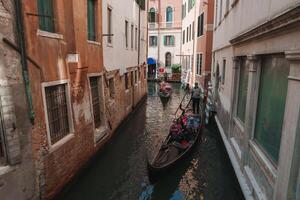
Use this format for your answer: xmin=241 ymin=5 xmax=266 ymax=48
xmin=57 ymin=82 xmax=244 ymax=200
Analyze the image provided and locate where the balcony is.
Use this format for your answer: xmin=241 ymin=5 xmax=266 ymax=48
xmin=148 ymin=21 xmax=181 ymax=30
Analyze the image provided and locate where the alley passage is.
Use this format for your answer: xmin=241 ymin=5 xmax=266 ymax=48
xmin=57 ymin=83 xmax=244 ymax=200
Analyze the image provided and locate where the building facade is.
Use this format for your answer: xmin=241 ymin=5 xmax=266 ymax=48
xmin=16 ymin=0 xmax=147 ymax=199
xmin=211 ymin=0 xmax=300 ymax=199
xmin=147 ymin=0 xmax=182 ymax=79
xmin=0 ymin=1 xmax=37 ymax=199
xmin=181 ymin=0 xmax=214 ymax=90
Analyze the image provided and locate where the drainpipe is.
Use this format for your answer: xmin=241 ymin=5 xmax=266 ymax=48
xmin=14 ymin=0 xmax=35 ymax=124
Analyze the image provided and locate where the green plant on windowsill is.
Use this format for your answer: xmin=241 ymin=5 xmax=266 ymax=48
xmin=171 ymin=64 xmax=181 ymax=73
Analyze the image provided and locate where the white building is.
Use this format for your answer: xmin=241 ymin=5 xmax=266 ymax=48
xmin=211 ymin=0 xmax=300 ymax=199
xmin=102 ymin=0 xmax=147 ymax=75
xmin=147 ymin=0 xmax=182 ymax=78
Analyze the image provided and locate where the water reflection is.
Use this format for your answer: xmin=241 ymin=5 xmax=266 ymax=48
xmin=57 ymin=82 xmax=243 ymax=200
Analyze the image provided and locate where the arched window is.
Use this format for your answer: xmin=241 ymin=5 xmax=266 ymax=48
xmin=149 ymin=7 xmax=156 ymax=23
xmin=165 ymin=52 xmax=172 ymax=67
xmin=166 ymin=7 xmax=173 ymax=22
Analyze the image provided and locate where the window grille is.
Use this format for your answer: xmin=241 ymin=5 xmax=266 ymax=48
xmin=90 ymin=77 xmax=101 ymax=128
xmin=45 ymin=84 xmax=70 ymax=144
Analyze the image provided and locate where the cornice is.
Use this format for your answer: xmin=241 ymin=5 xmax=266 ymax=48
xmin=230 ymin=5 xmax=300 ymax=45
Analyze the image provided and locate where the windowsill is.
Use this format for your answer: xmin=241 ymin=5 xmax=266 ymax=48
xmin=125 ymin=89 xmax=130 ymax=93
xmin=233 ymin=117 xmax=245 ymax=133
xmin=0 ymin=165 xmax=14 ymax=176
xmin=37 ymin=29 xmax=63 ymax=40
xmin=107 ymin=43 xmax=113 ymax=48
xmin=87 ymin=40 xmax=101 ymax=46
xmin=49 ymin=134 xmax=75 ymax=153
xmin=149 ymin=46 xmax=157 ymax=48
xmin=249 ymin=140 xmax=277 ymax=183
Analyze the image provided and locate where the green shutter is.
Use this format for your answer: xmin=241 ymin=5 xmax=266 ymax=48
xmin=87 ymin=0 xmax=96 ymax=41
xmin=170 ymin=36 xmax=174 ymax=45
xmin=37 ymin=0 xmax=54 ymax=32
xmin=254 ymin=55 xmax=289 ymax=163
xmin=164 ymin=36 xmax=166 ymax=46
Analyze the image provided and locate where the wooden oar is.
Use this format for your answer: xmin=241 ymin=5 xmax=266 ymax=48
xmin=174 ymin=92 xmax=189 ymax=118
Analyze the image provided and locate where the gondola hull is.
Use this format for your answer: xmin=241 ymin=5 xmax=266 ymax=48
xmin=148 ymin=114 xmax=203 ymax=182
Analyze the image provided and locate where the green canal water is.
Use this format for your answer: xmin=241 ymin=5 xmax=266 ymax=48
xmin=57 ymin=82 xmax=244 ymax=200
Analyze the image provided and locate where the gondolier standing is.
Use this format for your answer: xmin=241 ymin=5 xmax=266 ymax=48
xmin=191 ymin=82 xmax=202 ymax=114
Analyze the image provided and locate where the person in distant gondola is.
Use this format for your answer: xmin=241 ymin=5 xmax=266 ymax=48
xmin=191 ymin=82 xmax=201 ymax=114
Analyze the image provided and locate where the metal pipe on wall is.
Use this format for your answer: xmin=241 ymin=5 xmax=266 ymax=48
xmin=14 ymin=0 xmax=35 ymax=124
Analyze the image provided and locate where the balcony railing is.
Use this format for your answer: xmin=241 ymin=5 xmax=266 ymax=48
xmin=148 ymin=21 xmax=181 ymax=29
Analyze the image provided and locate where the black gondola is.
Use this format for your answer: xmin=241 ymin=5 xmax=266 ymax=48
xmin=147 ymin=108 xmax=203 ymax=182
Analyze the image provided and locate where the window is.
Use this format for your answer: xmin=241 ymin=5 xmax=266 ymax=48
xmin=131 ymin=24 xmax=134 ymax=49
xmin=196 ymin=54 xmax=202 ymax=75
xmin=192 ymin=21 xmax=195 ymax=40
xmin=107 ymin=6 xmax=112 ymax=44
xmin=219 ymin=0 xmax=223 ymax=23
xmin=186 ymin=27 xmax=189 ymax=42
xmin=89 ymin=77 xmax=102 ymax=128
xmin=45 ymin=84 xmax=71 ymax=145
xmin=135 ymin=70 xmax=138 ymax=84
xmin=108 ymin=78 xmax=115 ymax=98
xmin=225 ymin=0 xmax=230 ymax=14
xmin=164 ymin=35 xmax=174 ymax=46
xmin=37 ymin=0 xmax=55 ymax=32
xmin=236 ymin=58 xmax=248 ymax=123
xmin=197 ymin=13 xmax=204 ymax=37
xmin=182 ymin=4 xmax=185 ymax=19
xmin=87 ymin=0 xmax=97 ymax=41
xmin=0 ymin=103 xmax=5 ymax=161
xmin=149 ymin=7 xmax=156 ymax=23
xmin=149 ymin=36 xmax=157 ymax=46
xmin=254 ymin=54 xmax=289 ymax=163
xmin=183 ymin=30 xmax=185 ymax=44
xmin=166 ymin=6 xmax=173 ymax=22
xmin=135 ymin=27 xmax=138 ymax=50
xmin=189 ymin=24 xmax=192 ymax=41
xmin=125 ymin=20 xmax=128 ymax=48
xmin=222 ymin=59 xmax=226 ymax=84
xmin=165 ymin=52 xmax=172 ymax=67
xmin=125 ymin=73 xmax=129 ymax=89
xmin=131 ymin=71 xmax=134 ymax=86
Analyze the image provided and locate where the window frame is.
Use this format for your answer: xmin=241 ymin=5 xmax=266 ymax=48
xmin=196 ymin=53 xmax=203 ymax=75
xmin=87 ymin=0 xmax=98 ymax=42
xmin=125 ymin=20 xmax=129 ymax=48
xmin=164 ymin=35 xmax=175 ymax=46
xmin=41 ymin=80 xmax=74 ymax=147
xmin=166 ymin=6 xmax=173 ymax=22
xmin=149 ymin=7 xmax=156 ymax=23
xmin=222 ymin=59 xmax=226 ymax=85
xmin=107 ymin=5 xmax=113 ymax=44
xmin=252 ymin=54 xmax=289 ymax=164
xmin=149 ymin=36 xmax=157 ymax=47
xmin=197 ymin=12 xmax=204 ymax=37
xmin=165 ymin=52 xmax=172 ymax=67
xmin=37 ymin=0 xmax=55 ymax=33
xmin=0 ymin=100 xmax=7 ymax=164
